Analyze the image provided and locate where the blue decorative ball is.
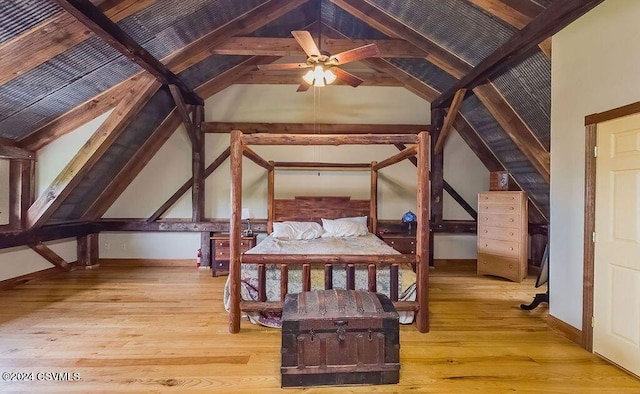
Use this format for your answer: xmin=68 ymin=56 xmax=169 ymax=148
xmin=402 ymin=211 xmax=417 ymax=223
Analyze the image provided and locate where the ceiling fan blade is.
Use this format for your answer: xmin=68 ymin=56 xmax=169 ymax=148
xmin=257 ymin=63 xmax=311 ymax=70
xmin=333 ymin=67 xmax=364 ymax=88
xmin=292 ymin=30 xmax=321 ymax=58
xmin=296 ymin=82 xmax=311 ymax=92
xmin=330 ymin=43 xmax=380 ymax=65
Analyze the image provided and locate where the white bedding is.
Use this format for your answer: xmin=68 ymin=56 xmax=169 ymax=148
xmin=224 ymin=233 xmax=417 ymax=327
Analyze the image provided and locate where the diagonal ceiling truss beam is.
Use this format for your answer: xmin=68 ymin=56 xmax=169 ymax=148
xmin=0 ymin=0 xmax=156 ymax=87
xmin=329 ymin=0 xmax=472 ymax=78
xmin=433 ymin=0 xmax=605 ymax=108
xmin=52 ymin=0 xmax=203 ymax=105
xmin=25 ymin=75 xmax=161 ymax=229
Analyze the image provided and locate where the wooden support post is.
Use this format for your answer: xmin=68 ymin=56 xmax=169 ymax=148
xmin=370 ymin=162 xmax=378 ymax=234
xmin=192 ymin=105 xmax=205 ymax=222
xmin=200 ymin=231 xmax=211 ymax=268
xmin=430 ymin=109 xmax=445 ymax=267
xmin=229 ymin=130 xmax=243 ymax=334
xmin=267 ymin=161 xmax=275 ymax=233
xmin=77 ymin=233 xmax=99 ymax=267
xmin=416 ymin=131 xmax=430 ymax=333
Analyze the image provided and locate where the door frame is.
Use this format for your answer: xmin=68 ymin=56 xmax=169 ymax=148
xmin=583 ymin=100 xmax=640 ymax=351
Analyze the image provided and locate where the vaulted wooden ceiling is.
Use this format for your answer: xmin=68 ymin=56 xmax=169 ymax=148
xmin=0 ymin=0 xmax=604 ymax=230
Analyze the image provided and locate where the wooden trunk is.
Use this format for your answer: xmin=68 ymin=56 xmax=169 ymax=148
xmin=281 ymin=290 xmax=400 ymax=387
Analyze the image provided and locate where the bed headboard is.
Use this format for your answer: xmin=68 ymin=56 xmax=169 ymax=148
xmin=271 ymin=196 xmax=370 ymax=231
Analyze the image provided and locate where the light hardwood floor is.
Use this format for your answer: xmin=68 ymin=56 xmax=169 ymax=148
xmin=0 ymin=260 xmax=638 ymax=393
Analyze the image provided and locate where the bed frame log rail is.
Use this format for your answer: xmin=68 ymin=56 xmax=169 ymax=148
xmin=229 ymin=130 xmax=430 ymax=333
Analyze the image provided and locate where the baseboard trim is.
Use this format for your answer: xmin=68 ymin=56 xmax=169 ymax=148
xmin=0 ymin=266 xmax=63 ymax=291
xmin=548 ymin=314 xmax=583 ymax=347
xmin=99 ymin=258 xmax=196 ymax=267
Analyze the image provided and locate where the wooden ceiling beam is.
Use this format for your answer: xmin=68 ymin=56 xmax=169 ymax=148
xmin=83 ymin=110 xmax=182 ymax=221
xmin=25 ymin=75 xmax=161 ymax=229
xmin=0 ymin=0 xmax=155 ymax=87
xmin=452 ymin=114 xmax=548 ymax=223
xmin=164 ymin=0 xmax=312 ymax=74
xmin=17 ymin=74 xmax=139 ymax=151
xmin=53 ymin=0 xmax=203 ymax=105
xmin=473 ymin=82 xmax=549 ymax=183
xmin=330 ymin=0 xmax=472 ymax=78
xmin=233 ymin=70 xmax=401 ymax=87
xmin=195 ymin=56 xmax=280 ymax=99
xmin=0 ymin=145 xmax=35 ymax=160
xmin=211 ymin=37 xmax=427 ymax=57
xmin=434 ymin=88 xmax=467 ymax=154
xmin=203 ymin=122 xmax=428 ymax=134
xmin=464 ymin=0 xmax=550 ymax=57
xmin=361 ymin=58 xmax=440 ymax=102
xmin=433 ymin=0 xmax=605 ymax=108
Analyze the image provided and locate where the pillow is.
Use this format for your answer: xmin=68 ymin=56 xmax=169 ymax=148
xmin=271 ymin=221 xmax=325 ymax=240
xmin=321 ymin=218 xmax=369 ymax=237
xmin=334 ymin=216 xmax=368 ymax=227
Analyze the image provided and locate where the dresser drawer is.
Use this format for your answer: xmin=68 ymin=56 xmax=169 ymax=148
xmin=477 ymin=253 xmax=525 ymax=282
xmin=477 ymin=202 xmax=521 ymax=214
xmin=477 ymin=238 xmax=520 ymax=258
xmin=478 ymin=226 xmax=520 ymax=242
xmin=479 ymin=192 xmax=523 ymax=204
xmin=478 ymin=213 xmax=520 ymax=228
xmin=213 ymin=239 xmax=253 ymax=249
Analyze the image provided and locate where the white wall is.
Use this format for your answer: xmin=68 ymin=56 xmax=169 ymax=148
xmin=0 ymin=110 xmax=108 ymax=280
xmin=103 ymin=84 xmax=487 ymax=259
xmin=551 ymin=1 xmax=640 ymax=328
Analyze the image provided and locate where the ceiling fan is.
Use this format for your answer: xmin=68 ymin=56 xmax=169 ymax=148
xmin=257 ymin=30 xmax=380 ymax=92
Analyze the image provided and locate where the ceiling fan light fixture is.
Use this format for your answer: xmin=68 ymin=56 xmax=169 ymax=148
xmin=324 ymin=68 xmax=337 ymax=84
xmin=302 ymin=69 xmax=315 ymax=85
xmin=313 ymin=65 xmax=325 ymax=87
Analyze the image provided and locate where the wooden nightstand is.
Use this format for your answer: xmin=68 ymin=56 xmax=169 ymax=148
xmin=211 ymin=234 xmax=257 ymax=277
xmin=379 ymin=233 xmax=416 ymax=255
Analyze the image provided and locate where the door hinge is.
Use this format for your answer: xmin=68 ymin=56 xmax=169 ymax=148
xmin=592 ymin=232 xmax=596 ymax=243
xmin=592 ymin=316 xmax=596 ymax=328
xmin=594 ymin=146 xmax=598 ymax=157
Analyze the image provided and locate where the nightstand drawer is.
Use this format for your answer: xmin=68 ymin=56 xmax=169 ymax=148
xmin=211 ymin=234 xmax=257 ymax=276
xmin=381 ymin=234 xmax=416 ymax=255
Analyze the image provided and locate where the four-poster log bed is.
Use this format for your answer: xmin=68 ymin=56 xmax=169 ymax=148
xmin=227 ymin=130 xmax=430 ymax=333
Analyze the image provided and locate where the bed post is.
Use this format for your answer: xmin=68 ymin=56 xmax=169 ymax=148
xmin=229 ymin=130 xmax=243 ymax=333
xmin=416 ymin=131 xmax=430 ymax=333
xmin=267 ymin=160 xmax=275 ymax=234
xmin=370 ymin=161 xmax=378 ymax=234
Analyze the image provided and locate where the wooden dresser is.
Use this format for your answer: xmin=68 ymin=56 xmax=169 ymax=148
xmin=211 ymin=234 xmax=257 ymax=277
xmin=477 ymin=191 xmax=528 ymax=282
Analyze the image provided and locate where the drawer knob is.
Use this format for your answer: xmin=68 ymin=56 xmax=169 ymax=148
xmin=484 ymin=217 xmax=488 ymax=221
xmin=482 ymin=260 xmax=487 ymax=264
xmin=485 ymin=244 xmax=488 ymax=247
xmin=510 ymin=232 xmax=514 ymax=236
xmin=484 ymin=230 xmax=488 ymax=233
xmin=410 ymin=241 xmax=415 ymax=245
xmin=509 ymin=264 xmax=513 ymax=268
xmin=390 ymin=241 xmax=395 ymax=245
xmin=510 ymin=247 xmax=514 ymax=251
xmin=241 ymin=242 xmax=244 ymax=246
xmin=510 ymin=219 xmax=514 ymax=222
xmin=218 ymin=242 xmax=223 ymax=246
xmin=510 ymin=207 xmax=514 ymax=210
xmin=219 ymin=252 xmax=223 ymax=255
xmin=410 ymin=251 xmax=415 ymax=254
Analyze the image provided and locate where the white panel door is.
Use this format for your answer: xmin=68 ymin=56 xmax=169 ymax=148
xmin=594 ymin=112 xmax=640 ymax=376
